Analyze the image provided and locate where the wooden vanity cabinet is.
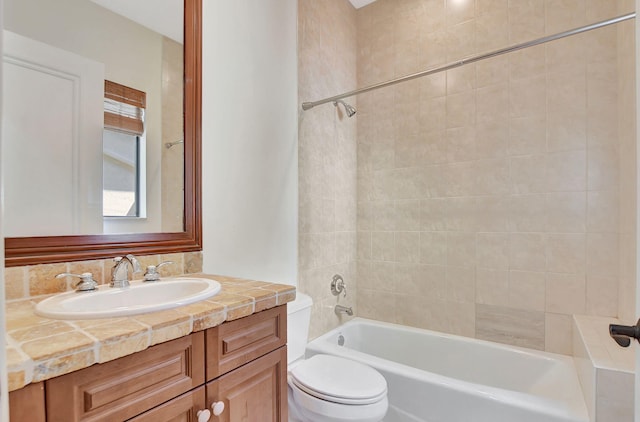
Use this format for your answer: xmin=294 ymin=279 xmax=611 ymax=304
xmin=8 ymin=305 xmax=288 ymax=422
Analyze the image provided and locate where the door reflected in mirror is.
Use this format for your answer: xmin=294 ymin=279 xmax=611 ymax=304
xmin=2 ymin=0 xmax=184 ymax=237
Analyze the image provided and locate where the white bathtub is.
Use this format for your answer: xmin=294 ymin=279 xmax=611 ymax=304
xmin=305 ymin=318 xmax=589 ymax=422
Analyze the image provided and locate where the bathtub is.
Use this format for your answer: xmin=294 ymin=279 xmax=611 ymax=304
xmin=305 ymin=318 xmax=589 ymax=422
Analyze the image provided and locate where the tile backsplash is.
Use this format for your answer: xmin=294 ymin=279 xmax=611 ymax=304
xmin=4 ymin=251 xmax=203 ymax=300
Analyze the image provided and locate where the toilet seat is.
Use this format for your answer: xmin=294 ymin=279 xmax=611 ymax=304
xmin=289 ymin=354 xmax=387 ymax=405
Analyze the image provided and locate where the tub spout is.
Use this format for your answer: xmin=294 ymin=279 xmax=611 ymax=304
xmin=335 ymin=305 xmax=353 ymax=316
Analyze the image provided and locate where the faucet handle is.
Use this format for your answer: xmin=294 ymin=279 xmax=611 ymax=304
xmin=125 ymin=254 xmax=141 ymax=273
xmin=143 ymin=261 xmax=174 ymax=282
xmin=56 ymin=272 xmax=99 ymax=292
xmin=331 ymin=274 xmax=347 ymax=298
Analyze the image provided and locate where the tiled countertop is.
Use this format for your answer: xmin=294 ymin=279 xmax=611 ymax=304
xmin=5 ymin=274 xmax=296 ymax=392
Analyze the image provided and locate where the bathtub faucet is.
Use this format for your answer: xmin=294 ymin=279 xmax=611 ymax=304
xmin=335 ymin=305 xmax=353 ymax=316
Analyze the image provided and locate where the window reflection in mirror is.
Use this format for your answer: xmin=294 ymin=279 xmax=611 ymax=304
xmin=102 ymin=80 xmax=147 ymax=219
xmin=103 ymin=130 xmax=142 ymax=217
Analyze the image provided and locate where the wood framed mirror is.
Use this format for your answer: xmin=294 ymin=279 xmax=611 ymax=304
xmin=4 ymin=0 xmax=202 ymax=267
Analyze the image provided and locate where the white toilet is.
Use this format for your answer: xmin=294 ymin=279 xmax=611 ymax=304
xmin=287 ymin=293 xmax=388 ymax=422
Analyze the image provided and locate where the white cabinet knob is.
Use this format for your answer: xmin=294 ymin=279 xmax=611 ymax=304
xmin=197 ymin=409 xmax=211 ymax=422
xmin=212 ymin=401 xmax=225 ymax=416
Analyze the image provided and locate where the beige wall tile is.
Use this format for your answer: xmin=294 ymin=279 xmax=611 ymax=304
xmin=476 ymin=121 xmax=508 ymax=158
xmin=545 ymin=313 xmax=573 ymax=355
xmin=587 ymin=233 xmax=619 ymax=277
xmin=510 ymin=154 xmax=547 ymax=194
xmin=509 ymin=233 xmax=546 ymax=271
xmin=509 ymin=76 xmax=546 ymax=118
xmin=588 ymin=146 xmax=619 ymax=191
xmin=28 ymin=263 xmax=68 ymax=296
xmin=476 ymin=268 xmax=508 ymax=306
xmin=508 ymin=115 xmax=546 ymax=155
xmin=509 ymin=194 xmax=547 ymax=232
xmin=546 ymin=233 xmax=586 ymax=274
xmin=546 ymin=150 xmax=587 ymax=191
xmin=476 ymin=9 xmax=509 ymax=52
xmin=586 ymin=276 xmax=618 ymax=317
xmin=476 ymin=55 xmax=509 ymax=87
xmin=508 ymin=1 xmax=545 ymax=44
xmin=446 ymin=266 xmax=476 ymax=303
xmin=447 ymin=232 xmax=477 ymax=268
xmin=508 ymin=271 xmax=546 ymax=312
xmin=446 ymin=66 xmax=476 ymax=95
xmin=372 ymin=231 xmax=395 ymax=261
xmin=421 ymin=198 xmax=448 ymax=231
xmin=420 ymin=232 xmax=448 ymax=265
xmin=446 ymin=126 xmax=476 ymax=163
xmin=476 ymin=304 xmax=545 ymax=350
xmin=546 ymin=192 xmax=587 ymax=233
xmin=546 ymin=272 xmax=586 ymax=314
xmin=446 ymin=90 xmax=476 ymax=128
xmin=395 ymin=200 xmax=421 ymax=231
xmin=446 ymin=20 xmax=476 ymax=61
xmin=475 ymin=196 xmax=510 ymax=232
xmin=587 ymin=190 xmax=619 ymax=233
xmin=5 ymin=267 xmax=26 ymax=300
xmin=476 ymin=233 xmax=509 ymax=270
xmin=395 ymin=232 xmax=421 ymax=263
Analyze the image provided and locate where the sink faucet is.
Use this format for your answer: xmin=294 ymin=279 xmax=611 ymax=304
xmin=110 ymin=254 xmax=141 ymax=288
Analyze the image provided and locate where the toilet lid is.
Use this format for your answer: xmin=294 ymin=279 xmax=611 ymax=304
xmin=289 ymin=354 xmax=387 ymax=405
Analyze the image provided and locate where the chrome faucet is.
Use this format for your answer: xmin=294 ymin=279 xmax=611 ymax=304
xmin=335 ymin=305 xmax=353 ymax=316
xmin=110 ymin=254 xmax=141 ymax=288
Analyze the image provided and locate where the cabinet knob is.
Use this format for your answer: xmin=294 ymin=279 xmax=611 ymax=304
xmin=197 ymin=409 xmax=211 ymax=422
xmin=212 ymin=401 xmax=225 ymax=416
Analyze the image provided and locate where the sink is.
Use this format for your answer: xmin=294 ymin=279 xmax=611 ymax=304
xmin=35 ymin=277 xmax=222 ymax=320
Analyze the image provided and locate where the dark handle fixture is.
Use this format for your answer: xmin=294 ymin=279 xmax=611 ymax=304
xmin=609 ymin=319 xmax=640 ymax=348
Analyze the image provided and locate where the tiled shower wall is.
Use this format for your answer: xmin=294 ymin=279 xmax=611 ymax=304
xmin=298 ymin=1 xmax=358 ymax=339
xmin=355 ymin=0 xmax=635 ymax=354
xmin=617 ymin=0 xmax=637 ymax=325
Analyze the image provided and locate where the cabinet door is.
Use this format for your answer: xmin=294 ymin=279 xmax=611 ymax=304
xmin=127 ymin=387 xmax=206 ymax=422
xmin=9 ymin=382 xmax=46 ymax=422
xmin=206 ymin=347 xmax=288 ymax=422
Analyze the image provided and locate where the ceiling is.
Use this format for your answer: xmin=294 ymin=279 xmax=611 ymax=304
xmin=90 ymin=0 xmax=183 ymax=44
xmin=349 ymin=0 xmax=377 ymax=9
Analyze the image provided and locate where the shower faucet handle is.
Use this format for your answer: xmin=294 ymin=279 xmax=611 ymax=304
xmin=331 ymin=274 xmax=347 ymax=297
xmin=609 ymin=319 xmax=640 ymax=348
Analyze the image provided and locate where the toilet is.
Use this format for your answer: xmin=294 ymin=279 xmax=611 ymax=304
xmin=287 ymin=293 xmax=388 ymax=422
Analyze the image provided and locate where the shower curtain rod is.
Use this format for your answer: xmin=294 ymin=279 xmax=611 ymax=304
xmin=301 ymin=12 xmax=636 ymax=111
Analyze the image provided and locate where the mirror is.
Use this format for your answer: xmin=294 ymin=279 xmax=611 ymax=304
xmin=3 ymin=0 xmax=202 ymax=266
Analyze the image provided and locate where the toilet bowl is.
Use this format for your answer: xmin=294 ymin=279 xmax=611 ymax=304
xmin=287 ymin=293 xmax=388 ymax=422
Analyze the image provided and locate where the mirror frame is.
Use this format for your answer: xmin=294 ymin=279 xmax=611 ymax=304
xmin=4 ymin=0 xmax=202 ymax=267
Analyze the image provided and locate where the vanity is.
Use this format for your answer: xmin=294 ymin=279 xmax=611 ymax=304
xmin=7 ymin=274 xmax=295 ymax=421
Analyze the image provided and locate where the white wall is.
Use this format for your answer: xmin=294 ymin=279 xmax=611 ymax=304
xmin=201 ymin=0 xmax=298 ymax=286
xmin=0 ymin=1 xmax=9 ymax=418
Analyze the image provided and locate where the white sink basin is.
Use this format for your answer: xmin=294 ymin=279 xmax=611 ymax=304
xmin=35 ymin=277 xmax=221 ymax=320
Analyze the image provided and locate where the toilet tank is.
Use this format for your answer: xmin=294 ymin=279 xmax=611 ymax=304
xmin=287 ymin=292 xmax=312 ymax=364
